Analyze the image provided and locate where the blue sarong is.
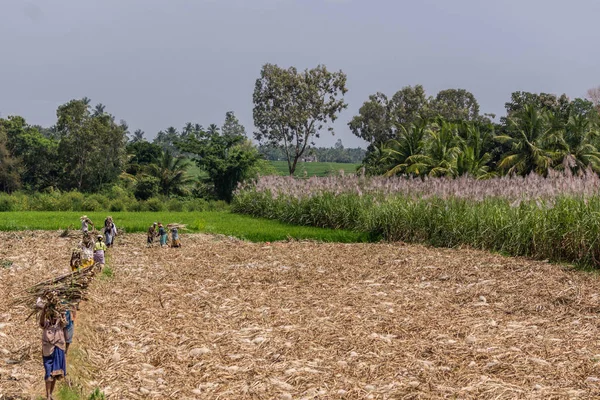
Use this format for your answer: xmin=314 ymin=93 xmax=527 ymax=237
xmin=43 ymin=347 xmax=66 ymax=381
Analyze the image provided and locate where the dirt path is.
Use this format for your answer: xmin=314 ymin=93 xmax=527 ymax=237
xmin=2 ymin=232 xmax=600 ymax=399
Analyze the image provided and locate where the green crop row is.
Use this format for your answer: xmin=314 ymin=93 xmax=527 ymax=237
xmin=233 ymin=190 xmax=600 ymax=268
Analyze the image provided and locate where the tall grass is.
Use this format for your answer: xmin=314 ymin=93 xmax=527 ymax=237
xmin=233 ymin=172 xmax=600 ymax=267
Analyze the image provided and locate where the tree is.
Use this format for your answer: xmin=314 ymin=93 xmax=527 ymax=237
xmin=382 ymin=119 xmax=428 ymax=177
xmin=430 ymin=89 xmax=480 ymax=122
xmin=56 ymin=98 xmax=127 ymax=191
xmin=414 ymin=119 xmax=462 ymax=177
xmin=207 ymin=124 xmax=220 ymax=136
xmin=93 ymin=103 xmax=106 ymax=117
xmin=389 ymin=85 xmax=431 ymax=127
xmin=253 ymin=63 xmax=348 ymax=175
xmin=182 ymin=122 xmax=194 ymax=138
xmin=153 ymin=126 xmax=180 ymax=154
xmin=145 ymin=151 xmax=193 ymax=196
xmin=455 ymin=123 xmax=494 ymax=178
xmin=221 ymin=111 xmax=246 ymax=138
xmin=497 ymin=105 xmax=562 ymax=176
xmin=348 ymin=92 xmax=393 ymax=144
xmin=559 ymin=114 xmax=600 ymax=173
xmin=1 ymin=116 xmax=59 ymax=190
xmin=0 ymin=123 xmax=21 ymax=192
xmin=178 ymin=125 xmax=262 ymax=201
xmin=130 ymin=129 xmax=145 ymax=143
xmin=125 ymin=141 xmax=162 ymax=175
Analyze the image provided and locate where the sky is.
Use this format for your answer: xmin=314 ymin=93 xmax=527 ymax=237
xmin=1 ymin=0 xmax=599 ymax=149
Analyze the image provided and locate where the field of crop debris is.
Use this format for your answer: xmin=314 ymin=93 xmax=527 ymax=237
xmin=2 ymin=232 xmax=600 ymax=399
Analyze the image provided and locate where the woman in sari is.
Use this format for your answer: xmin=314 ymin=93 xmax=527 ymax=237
xmin=40 ymin=304 xmax=67 ymax=400
xmin=103 ymin=216 xmax=117 ymax=248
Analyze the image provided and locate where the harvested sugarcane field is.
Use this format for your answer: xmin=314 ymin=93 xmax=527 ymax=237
xmin=2 ymin=232 xmax=600 ymax=399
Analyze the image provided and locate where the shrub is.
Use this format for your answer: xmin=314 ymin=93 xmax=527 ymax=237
xmin=134 ymin=176 xmax=160 ymax=200
xmin=109 ymin=199 xmax=125 ymax=212
xmin=145 ymin=197 xmax=164 ymax=212
xmin=184 ymin=198 xmax=208 ymax=212
xmin=81 ymin=199 xmax=102 ymax=212
xmin=0 ymin=194 xmax=17 ymax=211
xmin=167 ymin=198 xmax=184 ymax=212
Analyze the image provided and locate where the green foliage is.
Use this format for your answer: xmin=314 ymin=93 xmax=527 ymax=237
xmin=100 ymin=266 xmax=114 ymax=280
xmin=56 ymin=99 xmax=127 ymax=191
xmin=56 ymin=384 xmax=80 ymax=400
xmin=178 ymin=121 xmax=262 ymax=202
xmin=134 ymin=176 xmax=160 ymax=200
xmin=145 ymin=197 xmax=165 ymax=211
xmin=88 ymin=388 xmax=107 ymax=400
xmin=125 ymin=141 xmax=162 ymax=175
xmin=253 ymin=63 xmax=348 ymax=175
xmin=145 ymin=151 xmax=193 ymax=196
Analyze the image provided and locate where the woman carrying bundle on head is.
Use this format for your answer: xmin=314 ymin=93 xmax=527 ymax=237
xmin=39 ymin=303 xmax=67 ymax=400
xmin=147 ymin=222 xmax=157 ymax=247
xmin=170 ymin=226 xmax=181 ymax=248
xmin=80 ymin=216 xmax=94 ymax=234
xmin=80 ymin=233 xmax=95 ymax=269
xmin=158 ymin=222 xmax=168 ymax=247
xmin=103 ymin=216 xmax=117 ymax=248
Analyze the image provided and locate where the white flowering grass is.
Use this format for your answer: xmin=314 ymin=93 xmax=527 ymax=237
xmin=234 ymin=171 xmax=600 ymax=268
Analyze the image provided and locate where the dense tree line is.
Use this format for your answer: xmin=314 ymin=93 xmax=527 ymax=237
xmin=350 ymin=87 xmax=600 ymax=177
xmin=0 ymin=99 xmax=264 ymax=201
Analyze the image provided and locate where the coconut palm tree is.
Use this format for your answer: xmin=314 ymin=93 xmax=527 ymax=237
xmin=497 ymin=105 xmax=563 ymax=176
xmin=558 ymin=114 xmax=600 ymax=173
xmin=456 ymin=123 xmax=495 ymax=178
xmin=383 ymin=119 xmax=427 ymax=176
xmin=145 ymin=151 xmax=193 ymax=196
xmin=397 ymin=119 xmax=461 ymax=177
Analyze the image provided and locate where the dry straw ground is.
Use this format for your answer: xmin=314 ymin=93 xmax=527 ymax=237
xmin=2 ymin=232 xmax=600 ymax=399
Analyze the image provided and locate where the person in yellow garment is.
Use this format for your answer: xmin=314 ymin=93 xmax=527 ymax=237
xmin=80 ymin=232 xmax=95 ymax=269
xmin=94 ymin=234 xmax=108 ymax=272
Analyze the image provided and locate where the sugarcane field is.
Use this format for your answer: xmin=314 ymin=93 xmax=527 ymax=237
xmin=1 ymin=228 xmax=600 ymax=400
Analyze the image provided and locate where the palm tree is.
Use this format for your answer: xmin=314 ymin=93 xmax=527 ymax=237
xmin=398 ymin=119 xmax=461 ymax=177
xmin=182 ymin=122 xmax=194 ymax=138
xmin=497 ymin=105 xmax=562 ymax=176
xmin=207 ymin=124 xmax=220 ymax=136
xmin=456 ymin=123 xmax=495 ymax=178
xmin=383 ymin=119 xmax=427 ymax=176
xmin=93 ymin=103 xmax=106 ymax=116
xmin=145 ymin=151 xmax=193 ymax=196
xmin=559 ymin=114 xmax=600 ymax=173
xmin=131 ymin=129 xmax=145 ymax=143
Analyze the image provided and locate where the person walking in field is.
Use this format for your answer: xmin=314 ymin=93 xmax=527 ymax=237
xmin=80 ymin=233 xmax=95 ymax=269
xmin=94 ymin=234 xmax=108 ymax=271
xmin=39 ymin=304 xmax=67 ymax=400
xmin=103 ymin=216 xmax=117 ymax=248
xmin=158 ymin=222 xmax=168 ymax=247
xmin=147 ymin=222 xmax=157 ymax=247
xmin=170 ymin=226 xmax=181 ymax=248
xmin=63 ymin=307 xmax=75 ymax=355
xmin=80 ymin=216 xmax=94 ymax=234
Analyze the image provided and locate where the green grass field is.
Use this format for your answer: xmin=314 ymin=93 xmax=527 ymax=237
xmin=0 ymin=211 xmax=366 ymax=243
xmin=270 ymin=161 xmax=360 ymax=177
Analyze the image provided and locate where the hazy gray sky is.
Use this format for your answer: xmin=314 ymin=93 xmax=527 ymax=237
xmin=1 ymin=0 xmax=599 ymax=148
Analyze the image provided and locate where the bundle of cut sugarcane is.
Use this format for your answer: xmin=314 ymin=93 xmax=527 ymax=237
xmin=14 ymin=264 xmax=98 ymax=318
xmin=167 ymin=223 xmax=187 ymax=230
